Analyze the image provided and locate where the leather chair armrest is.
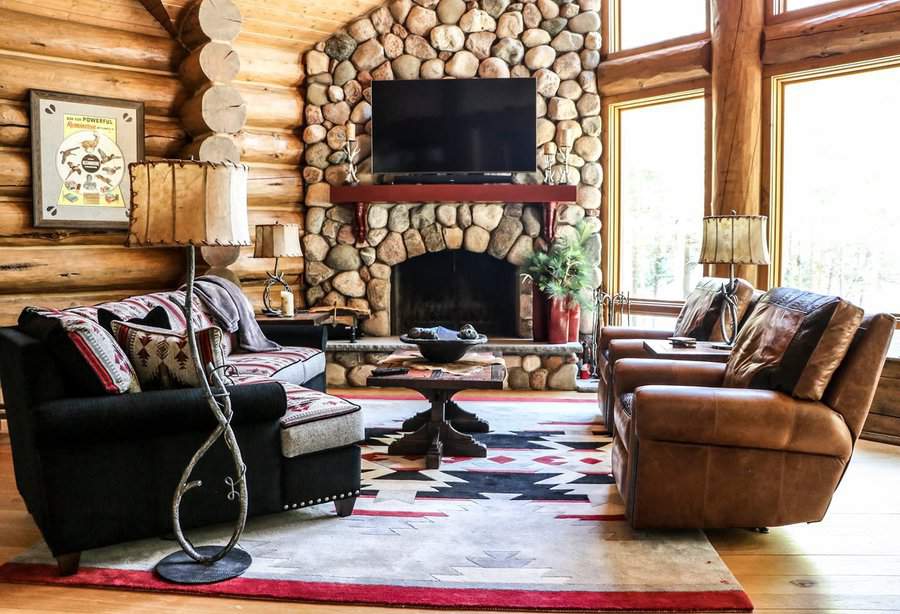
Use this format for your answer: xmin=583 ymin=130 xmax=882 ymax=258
xmin=258 ymin=323 xmax=328 ymax=351
xmin=599 ymin=326 xmax=674 ymax=352
xmin=613 ymin=359 xmax=726 ymax=397
xmin=35 ymin=382 xmax=288 ymax=446
xmin=633 ymin=386 xmax=853 ymax=458
xmin=607 ymin=339 xmax=654 ymax=364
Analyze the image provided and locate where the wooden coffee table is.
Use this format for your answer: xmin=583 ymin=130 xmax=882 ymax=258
xmin=643 ymin=339 xmax=732 ymax=363
xmin=367 ymin=353 xmax=505 ymax=469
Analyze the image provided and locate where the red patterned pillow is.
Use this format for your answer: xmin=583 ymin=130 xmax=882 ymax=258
xmin=111 ymin=321 xmax=226 ymax=390
xmin=18 ymin=308 xmax=140 ymax=395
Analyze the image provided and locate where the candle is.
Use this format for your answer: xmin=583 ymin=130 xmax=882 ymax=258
xmin=280 ymin=289 xmax=295 ymax=318
xmin=563 ymin=127 xmax=575 ymax=148
xmin=542 ymin=142 xmax=554 ymax=155
xmin=346 ymin=122 xmax=356 ymax=141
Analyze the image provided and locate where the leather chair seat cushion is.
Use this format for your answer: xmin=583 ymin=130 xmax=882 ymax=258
xmin=633 ymin=385 xmax=853 ymax=458
xmin=724 ymin=288 xmax=864 ymax=401
xmin=232 ymin=375 xmax=364 ymax=458
xmin=227 ymin=347 xmax=326 ymax=387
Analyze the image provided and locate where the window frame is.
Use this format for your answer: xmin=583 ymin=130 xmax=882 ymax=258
xmin=765 ymin=52 xmax=900 ymax=315
xmin=601 ymin=83 xmax=712 ymax=318
xmin=603 ymin=0 xmax=710 ymax=57
xmin=768 ymin=0 xmax=874 ymax=23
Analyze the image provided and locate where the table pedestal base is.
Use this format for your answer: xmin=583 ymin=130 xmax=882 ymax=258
xmin=390 ymin=392 xmax=488 ymax=468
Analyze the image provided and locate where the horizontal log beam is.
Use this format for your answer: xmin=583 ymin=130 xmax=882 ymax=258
xmin=234 ymin=40 xmax=305 ymax=87
xmin=0 ymin=245 xmax=183 ymax=293
xmin=0 ymin=53 xmax=185 ymax=116
xmin=247 ymin=165 xmax=304 ymax=207
xmin=764 ymin=0 xmax=900 ymax=65
xmin=599 ymin=39 xmax=712 ymax=96
xmin=0 ymin=7 xmax=179 ymax=71
xmin=0 ymin=200 xmax=127 ymax=246
xmin=240 ymin=84 xmax=305 ymax=130
xmin=0 ymin=288 xmax=170 ymax=326
xmin=237 ymin=129 xmax=303 ymax=165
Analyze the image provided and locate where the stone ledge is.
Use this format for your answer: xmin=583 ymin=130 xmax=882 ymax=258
xmin=327 ymin=336 xmax=581 ymax=355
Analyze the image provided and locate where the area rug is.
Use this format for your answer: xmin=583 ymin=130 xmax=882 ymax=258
xmin=0 ymin=393 xmax=752 ymax=612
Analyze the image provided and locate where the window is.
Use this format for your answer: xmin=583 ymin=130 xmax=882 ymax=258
xmin=607 ymin=91 xmax=706 ymax=304
xmin=776 ymin=0 xmax=838 ymax=12
xmin=771 ymin=59 xmax=900 ymax=314
xmin=613 ymin=0 xmax=707 ymax=51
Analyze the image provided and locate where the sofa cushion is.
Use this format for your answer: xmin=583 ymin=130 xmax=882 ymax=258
xmin=18 ymin=308 xmax=140 ymax=395
xmin=724 ymin=288 xmax=863 ymax=401
xmin=232 ymin=375 xmax=363 ymax=458
xmin=112 ymin=321 xmax=226 ymax=390
xmin=226 ymin=347 xmax=325 ymax=386
xmin=97 ymin=305 xmax=170 ymax=337
xmin=674 ymin=278 xmax=755 ymax=341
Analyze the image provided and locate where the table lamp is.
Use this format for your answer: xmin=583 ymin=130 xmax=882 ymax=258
xmin=699 ymin=212 xmax=770 ymax=347
xmin=254 ymin=223 xmax=302 ymax=317
xmin=127 ymin=159 xmax=253 ymax=584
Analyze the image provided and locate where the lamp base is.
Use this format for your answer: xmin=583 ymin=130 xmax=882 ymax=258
xmin=261 ymin=307 xmax=285 ymax=317
xmin=155 ymin=546 xmax=252 ymax=584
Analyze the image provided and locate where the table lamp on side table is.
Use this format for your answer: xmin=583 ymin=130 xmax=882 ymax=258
xmin=254 ymin=223 xmax=302 ymax=317
xmin=699 ymin=212 xmax=770 ymax=348
xmin=128 ymin=159 xmax=254 ymax=584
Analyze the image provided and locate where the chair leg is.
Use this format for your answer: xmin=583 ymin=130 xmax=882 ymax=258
xmin=55 ymin=552 xmax=81 ymax=576
xmin=335 ymin=496 xmax=356 ymax=517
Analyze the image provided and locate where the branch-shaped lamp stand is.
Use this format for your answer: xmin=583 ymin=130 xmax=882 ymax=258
xmin=262 ymin=257 xmax=292 ymax=317
xmin=714 ymin=264 xmax=740 ymax=349
xmin=155 ymin=245 xmax=252 ymax=584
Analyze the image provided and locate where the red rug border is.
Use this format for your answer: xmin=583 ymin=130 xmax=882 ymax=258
xmin=0 ymin=563 xmax=752 ymax=612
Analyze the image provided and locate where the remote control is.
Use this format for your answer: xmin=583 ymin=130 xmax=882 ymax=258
xmin=372 ymin=367 xmax=409 ymax=376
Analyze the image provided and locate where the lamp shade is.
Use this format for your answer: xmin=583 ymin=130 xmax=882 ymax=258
xmin=699 ymin=214 xmax=770 ymax=265
xmin=254 ymin=223 xmax=302 ymax=258
xmin=127 ymin=160 xmax=251 ymax=248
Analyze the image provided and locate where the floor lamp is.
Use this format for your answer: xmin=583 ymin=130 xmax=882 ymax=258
xmin=699 ymin=212 xmax=770 ymax=347
xmin=127 ymin=159 xmax=254 ymax=584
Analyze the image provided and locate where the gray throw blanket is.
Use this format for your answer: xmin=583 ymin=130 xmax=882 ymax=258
xmin=190 ymin=275 xmax=280 ymax=352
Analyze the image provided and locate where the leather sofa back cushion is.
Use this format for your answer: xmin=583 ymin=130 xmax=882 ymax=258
xmin=724 ymin=288 xmax=863 ymax=401
xmin=674 ymin=278 xmax=755 ymax=341
xmin=112 ymin=321 xmax=225 ymax=390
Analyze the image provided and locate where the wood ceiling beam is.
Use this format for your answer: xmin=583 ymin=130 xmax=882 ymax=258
xmin=763 ymin=0 xmax=900 ymax=65
xmin=598 ymin=39 xmax=712 ymax=96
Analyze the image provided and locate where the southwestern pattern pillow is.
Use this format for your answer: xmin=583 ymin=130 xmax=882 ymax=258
xmin=97 ymin=305 xmax=170 ymax=336
xmin=724 ymin=287 xmax=864 ymax=401
xmin=112 ymin=321 xmax=226 ymax=390
xmin=18 ymin=308 xmax=141 ymax=395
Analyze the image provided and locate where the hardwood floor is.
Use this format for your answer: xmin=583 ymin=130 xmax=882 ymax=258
xmin=1 ymin=392 xmax=899 ymax=613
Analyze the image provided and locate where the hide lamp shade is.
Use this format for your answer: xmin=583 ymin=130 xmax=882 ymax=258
xmin=127 ymin=159 xmax=254 ymax=584
xmin=698 ymin=213 xmax=770 ymax=346
xmin=253 ymin=223 xmax=303 ymax=317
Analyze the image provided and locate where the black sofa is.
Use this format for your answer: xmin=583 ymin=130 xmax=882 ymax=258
xmin=0 ymin=322 xmax=361 ymax=576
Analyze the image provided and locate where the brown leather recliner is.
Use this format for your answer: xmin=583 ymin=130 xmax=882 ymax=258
xmin=610 ymin=313 xmax=895 ymax=529
xmin=597 ymin=278 xmax=760 ymax=429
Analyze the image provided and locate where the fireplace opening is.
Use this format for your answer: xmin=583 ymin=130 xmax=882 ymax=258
xmin=391 ymin=250 xmax=520 ymax=337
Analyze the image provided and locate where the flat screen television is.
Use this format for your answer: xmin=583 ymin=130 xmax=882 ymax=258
xmin=372 ymin=78 xmax=536 ymax=178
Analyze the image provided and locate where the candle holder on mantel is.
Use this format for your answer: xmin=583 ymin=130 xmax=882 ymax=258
xmin=253 ymin=223 xmax=302 ymax=317
xmin=542 ymin=145 xmax=556 ymax=185
xmin=343 ymin=123 xmax=360 ymax=185
xmin=556 ymin=144 xmax=573 ymax=185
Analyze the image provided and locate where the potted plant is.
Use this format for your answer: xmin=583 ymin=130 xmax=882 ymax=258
xmin=525 ymin=221 xmax=593 ymax=344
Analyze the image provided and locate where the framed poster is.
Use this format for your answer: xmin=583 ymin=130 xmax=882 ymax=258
xmin=30 ymin=90 xmax=144 ymax=229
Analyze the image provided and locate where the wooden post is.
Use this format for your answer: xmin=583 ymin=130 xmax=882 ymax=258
xmin=709 ymin=0 xmax=764 ymax=284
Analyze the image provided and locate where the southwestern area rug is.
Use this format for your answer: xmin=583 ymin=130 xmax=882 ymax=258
xmin=0 ymin=393 xmax=753 ymax=612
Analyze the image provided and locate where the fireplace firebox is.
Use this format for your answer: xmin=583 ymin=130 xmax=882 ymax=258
xmin=391 ymin=251 xmax=520 ymax=337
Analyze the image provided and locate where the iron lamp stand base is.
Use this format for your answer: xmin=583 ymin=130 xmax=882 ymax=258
xmin=156 ymin=546 xmax=252 ymax=584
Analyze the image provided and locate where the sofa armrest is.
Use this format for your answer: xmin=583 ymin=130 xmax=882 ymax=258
xmin=633 ymin=386 xmax=852 ymax=458
xmin=599 ymin=326 xmax=673 ymax=352
xmin=614 ymin=358 xmax=726 ymax=397
xmin=607 ymin=339 xmax=654 ymax=364
xmin=35 ymin=382 xmax=287 ymax=446
xmin=258 ymin=323 xmax=328 ymax=351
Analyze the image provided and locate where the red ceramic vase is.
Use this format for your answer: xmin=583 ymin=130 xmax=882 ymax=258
xmin=548 ymin=297 xmax=570 ymax=344
xmin=567 ymin=300 xmax=580 ymax=343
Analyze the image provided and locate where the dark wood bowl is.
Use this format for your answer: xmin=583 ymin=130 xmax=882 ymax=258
xmin=400 ymin=333 xmax=488 ymax=363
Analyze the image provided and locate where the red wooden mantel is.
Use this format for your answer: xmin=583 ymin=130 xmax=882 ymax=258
xmin=329 ymin=184 xmax=578 ymax=244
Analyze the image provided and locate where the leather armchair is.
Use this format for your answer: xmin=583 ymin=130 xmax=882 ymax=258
xmin=610 ymin=313 xmax=895 ymax=529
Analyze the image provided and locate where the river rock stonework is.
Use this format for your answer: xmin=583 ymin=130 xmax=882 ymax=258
xmin=302 ymin=0 xmax=604 ymax=352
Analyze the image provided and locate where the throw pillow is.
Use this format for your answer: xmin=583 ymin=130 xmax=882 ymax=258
xmin=18 ymin=308 xmax=141 ymax=395
xmin=97 ymin=305 xmax=171 ymax=336
xmin=111 ymin=321 xmax=226 ymax=390
xmin=723 ymin=287 xmax=864 ymax=401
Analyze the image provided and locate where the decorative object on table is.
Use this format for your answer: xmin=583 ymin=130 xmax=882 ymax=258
xmin=400 ymin=325 xmax=488 ymax=364
xmin=127 ymin=158 xmax=254 ymax=584
xmin=308 ymin=304 xmax=370 ymax=343
xmin=669 ymin=336 xmax=698 ymax=348
xmin=542 ymin=142 xmax=556 ymax=185
xmin=253 ymin=223 xmax=302 ymax=317
xmin=525 ymin=220 xmax=592 ymax=344
xmin=30 ymin=90 xmax=144 ymax=229
xmin=343 ymin=122 xmax=360 ymax=185
xmin=555 ymin=126 xmax=576 ymax=185
xmin=699 ymin=212 xmax=770 ymax=348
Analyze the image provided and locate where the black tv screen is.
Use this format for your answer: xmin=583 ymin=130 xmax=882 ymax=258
xmin=372 ymin=78 xmax=536 ymax=175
